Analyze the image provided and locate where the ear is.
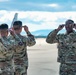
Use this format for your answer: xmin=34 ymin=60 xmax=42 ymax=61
xmin=7 ymin=30 xmax=9 ymax=33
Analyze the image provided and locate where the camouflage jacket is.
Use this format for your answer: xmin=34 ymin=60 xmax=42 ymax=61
xmin=9 ymin=32 xmax=36 ymax=67
xmin=46 ymin=29 xmax=76 ymax=64
xmin=0 ymin=36 xmax=16 ymax=61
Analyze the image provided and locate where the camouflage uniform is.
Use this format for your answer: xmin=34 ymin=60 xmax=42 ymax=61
xmin=10 ymin=32 xmax=36 ymax=75
xmin=0 ymin=34 xmax=23 ymax=75
xmin=46 ymin=29 xmax=76 ymax=75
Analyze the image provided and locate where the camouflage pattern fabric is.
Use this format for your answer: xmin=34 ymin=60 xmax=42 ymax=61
xmin=60 ymin=63 xmax=76 ymax=75
xmin=0 ymin=37 xmax=15 ymax=75
xmin=46 ymin=29 xmax=76 ymax=75
xmin=0 ymin=35 xmax=23 ymax=75
xmin=0 ymin=60 xmax=14 ymax=75
xmin=9 ymin=34 xmax=36 ymax=75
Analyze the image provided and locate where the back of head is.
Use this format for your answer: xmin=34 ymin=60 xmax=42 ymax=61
xmin=13 ymin=21 xmax=22 ymax=27
xmin=65 ymin=19 xmax=74 ymax=25
xmin=0 ymin=23 xmax=8 ymax=29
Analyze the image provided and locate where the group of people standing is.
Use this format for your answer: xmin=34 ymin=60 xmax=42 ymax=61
xmin=0 ymin=19 xmax=76 ymax=75
xmin=0 ymin=21 xmax=36 ymax=75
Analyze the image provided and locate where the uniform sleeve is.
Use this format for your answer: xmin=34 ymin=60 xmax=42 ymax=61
xmin=0 ymin=42 xmax=8 ymax=59
xmin=0 ymin=39 xmax=14 ymax=59
xmin=0 ymin=42 xmax=7 ymax=53
xmin=23 ymin=31 xmax=36 ymax=46
xmin=46 ymin=29 xmax=59 ymax=44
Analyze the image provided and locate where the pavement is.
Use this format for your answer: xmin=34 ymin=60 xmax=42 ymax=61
xmin=27 ymin=39 xmax=60 ymax=75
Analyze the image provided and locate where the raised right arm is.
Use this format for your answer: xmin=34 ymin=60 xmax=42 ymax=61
xmin=46 ymin=29 xmax=59 ymax=44
xmin=46 ymin=24 xmax=64 ymax=44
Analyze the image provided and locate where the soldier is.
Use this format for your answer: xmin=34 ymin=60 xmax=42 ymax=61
xmin=9 ymin=21 xmax=36 ymax=75
xmin=46 ymin=19 xmax=76 ymax=75
xmin=0 ymin=23 xmax=24 ymax=75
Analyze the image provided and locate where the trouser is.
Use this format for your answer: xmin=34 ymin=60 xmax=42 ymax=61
xmin=14 ymin=56 xmax=28 ymax=75
xmin=0 ymin=60 xmax=14 ymax=75
xmin=59 ymin=63 xmax=76 ymax=75
xmin=14 ymin=65 xmax=28 ymax=75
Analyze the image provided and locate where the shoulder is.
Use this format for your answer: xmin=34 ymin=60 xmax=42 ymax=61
xmin=18 ymin=35 xmax=27 ymax=42
xmin=8 ymin=35 xmax=14 ymax=39
xmin=57 ymin=33 xmax=65 ymax=37
xmin=69 ymin=31 xmax=76 ymax=36
xmin=19 ymin=35 xmax=27 ymax=39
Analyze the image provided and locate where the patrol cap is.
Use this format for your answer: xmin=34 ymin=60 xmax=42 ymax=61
xmin=13 ymin=21 xmax=22 ymax=27
xmin=65 ymin=19 xmax=74 ymax=25
xmin=0 ymin=23 xmax=8 ymax=29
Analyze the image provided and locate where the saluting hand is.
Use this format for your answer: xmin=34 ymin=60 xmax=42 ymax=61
xmin=73 ymin=24 xmax=76 ymax=29
xmin=9 ymin=28 xmax=15 ymax=36
xmin=23 ymin=25 xmax=29 ymax=32
xmin=57 ymin=24 xmax=65 ymax=31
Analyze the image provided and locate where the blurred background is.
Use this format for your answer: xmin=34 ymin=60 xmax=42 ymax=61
xmin=0 ymin=0 xmax=76 ymax=37
xmin=0 ymin=0 xmax=76 ymax=75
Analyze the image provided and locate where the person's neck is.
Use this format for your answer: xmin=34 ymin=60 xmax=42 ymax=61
xmin=67 ymin=30 xmax=74 ymax=34
xmin=2 ymin=36 xmax=8 ymax=39
xmin=16 ymin=33 xmax=20 ymax=36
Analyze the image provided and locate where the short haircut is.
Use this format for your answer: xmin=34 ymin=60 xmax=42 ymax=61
xmin=13 ymin=21 xmax=22 ymax=26
xmin=65 ymin=19 xmax=74 ymax=25
xmin=0 ymin=23 xmax=8 ymax=29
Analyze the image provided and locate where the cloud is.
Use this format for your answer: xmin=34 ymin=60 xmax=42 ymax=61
xmin=47 ymin=3 xmax=60 ymax=8
xmin=0 ymin=10 xmax=76 ymax=31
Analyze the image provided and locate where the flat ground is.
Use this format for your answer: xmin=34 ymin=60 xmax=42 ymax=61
xmin=27 ymin=38 xmax=60 ymax=75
